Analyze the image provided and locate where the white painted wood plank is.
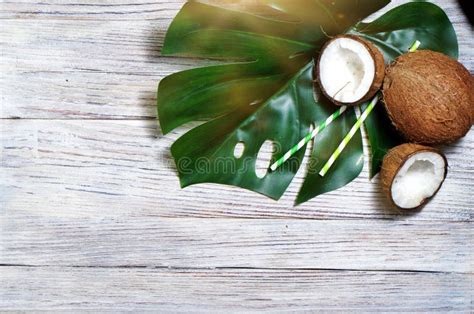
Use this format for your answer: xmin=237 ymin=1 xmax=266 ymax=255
xmin=0 ymin=18 xmax=208 ymax=119
xmin=1 ymin=0 xmax=472 ymax=119
xmin=0 ymin=0 xmax=184 ymax=20
xmin=1 ymin=120 xmax=473 ymax=220
xmin=1 ymin=215 xmax=472 ymax=272
xmin=1 ymin=267 xmax=472 ymax=311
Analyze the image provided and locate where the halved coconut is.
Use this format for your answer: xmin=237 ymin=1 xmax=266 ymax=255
xmin=316 ymin=35 xmax=385 ymax=106
xmin=381 ymin=144 xmax=448 ymax=210
xmin=383 ymin=50 xmax=473 ymax=145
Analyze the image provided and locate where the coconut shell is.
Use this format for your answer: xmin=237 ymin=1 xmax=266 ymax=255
xmin=315 ymin=35 xmax=385 ymax=106
xmin=383 ymin=50 xmax=473 ymax=145
xmin=381 ymin=143 xmax=448 ymax=210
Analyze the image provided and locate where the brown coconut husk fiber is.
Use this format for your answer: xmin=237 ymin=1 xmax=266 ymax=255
xmin=383 ymin=50 xmax=473 ymax=145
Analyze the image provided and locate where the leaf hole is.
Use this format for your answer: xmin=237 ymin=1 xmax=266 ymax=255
xmin=233 ymin=142 xmax=245 ymax=159
xmin=255 ymin=140 xmax=274 ymax=179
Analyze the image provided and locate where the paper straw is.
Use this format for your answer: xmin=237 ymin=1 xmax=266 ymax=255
xmin=270 ymin=105 xmax=348 ymax=172
xmin=409 ymin=40 xmax=421 ymax=52
xmin=319 ymin=40 xmax=421 ymax=177
xmin=319 ymin=95 xmax=379 ymax=177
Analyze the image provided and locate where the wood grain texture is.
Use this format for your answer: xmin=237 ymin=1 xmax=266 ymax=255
xmin=0 ymin=19 xmax=200 ymax=119
xmin=1 ymin=216 xmax=473 ymax=272
xmin=1 ymin=267 xmax=472 ymax=311
xmin=0 ymin=0 xmax=184 ymax=20
xmin=1 ymin=120 xmax=473 ymax=220
xmin=1 ymin=0 xmax=473 ymax=311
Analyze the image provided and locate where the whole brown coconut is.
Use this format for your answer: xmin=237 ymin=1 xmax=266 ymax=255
xmin=316 ymin=35 xmax=385 ymax=106
xmin=383 ymin=50 xmax=473 ymax=145
xmin=381 ymin=143 xmax=448 ymax=210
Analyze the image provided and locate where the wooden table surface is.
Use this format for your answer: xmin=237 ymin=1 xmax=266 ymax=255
xmin=1 ymin=0 xmax=473 ymax=311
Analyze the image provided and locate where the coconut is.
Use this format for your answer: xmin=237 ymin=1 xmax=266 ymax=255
xmin=316 ymin=35 xmax=385 ymax=106
xmin=381 ymin=143 xmax=447 ymax=210
xmin=383 ymin=50 xmax=473 ymax=145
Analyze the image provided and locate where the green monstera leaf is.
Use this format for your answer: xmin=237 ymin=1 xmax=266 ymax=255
xmin=158 ymin=0 xmax=458 ymax=204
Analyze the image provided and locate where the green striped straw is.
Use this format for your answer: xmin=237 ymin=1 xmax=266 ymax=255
xmin=319 ymin=40 xmax=421 ymax=177
xmin=270 ymin=105 xmax=348 ymax=172
xmin=409 ymin=40 xmax=421 ymax=52
xmin=319 ymin=94 xmax=379 ymax=177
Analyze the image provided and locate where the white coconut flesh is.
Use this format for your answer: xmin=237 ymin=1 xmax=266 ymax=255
xmin=319 ymin=37 xmax=376 ymax=103
xmin=391 ymin=152 xmax=446 ymax=209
